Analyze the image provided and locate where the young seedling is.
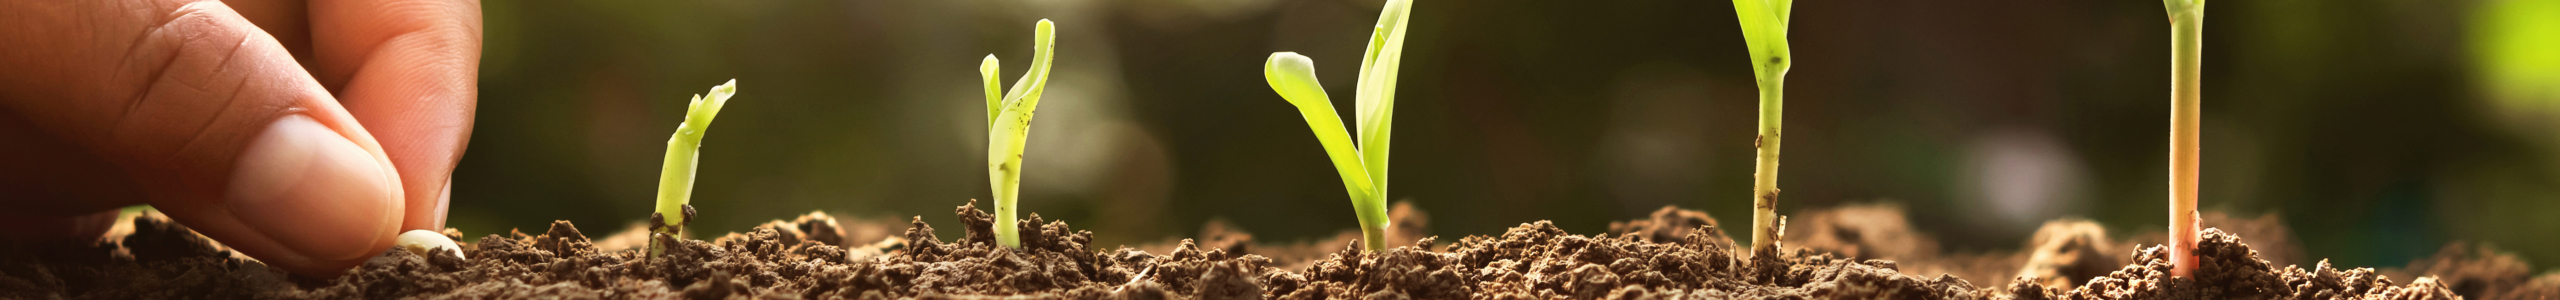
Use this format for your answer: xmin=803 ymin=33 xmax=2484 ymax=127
xmin=2163 ymin=0 xmax=2205 ymax=278
xmin=982 ymin=19 xmax=1058 ymax=248
xmin=649 ymin=79 xmax=739 ymax=259
xmin=1261 ymin=0 xmax=1412 ymax=252
xmin=1728 ymin=0 xmax=1792 ymax=256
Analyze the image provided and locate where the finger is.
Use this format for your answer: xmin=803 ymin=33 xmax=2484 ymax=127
xmin=0 ymin=0 xmax=404 ymax=277
xmin=310 ymin=0 xmax=482 ymax=231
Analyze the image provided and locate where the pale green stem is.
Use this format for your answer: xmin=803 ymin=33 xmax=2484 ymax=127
xmin=2165 ymin=0 xmax=2205 ymax=278
xmin=651 ymin=79 xmax=737 ymax=258
xmin=1731 ymin=0 xmax=1792 ymax=256
xmin=1751 ymin=77 xmax=1783 ymax=255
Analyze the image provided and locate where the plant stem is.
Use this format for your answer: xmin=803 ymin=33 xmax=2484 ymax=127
xmin=2165 ymin=0 xmax=2205 ymax=278
xmin=1355 ymin=195 xmax=1388 ymax=251
xmin=1751 ymin=76 xmax=1783 ymax=256
xmin=1731 ymin=0 xmax=1791 ymax=257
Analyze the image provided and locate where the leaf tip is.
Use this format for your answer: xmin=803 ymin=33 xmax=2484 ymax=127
xmin=1269 ymin=52 xmax=1313 ymax=68
xmin=707 ymin=79 xmax=738 ymax=102
xmin=1035 ymin=19 xmax=1056 ymax=40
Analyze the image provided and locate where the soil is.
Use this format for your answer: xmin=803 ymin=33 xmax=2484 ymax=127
xmin=1 ymin=202 xmax=2550 ymax=299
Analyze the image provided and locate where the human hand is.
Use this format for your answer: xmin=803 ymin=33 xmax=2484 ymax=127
xmin=0 ymin=0 xmax=480 ymax=277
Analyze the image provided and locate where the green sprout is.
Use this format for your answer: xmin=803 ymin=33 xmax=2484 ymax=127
xmin=1260 ymin=0 xmax=1412 ymax=252
xmin=2163 ymin=0 xmax=2205 ymax=278
xmin=651 ymin=79 xmax=739 ymax=258
xmin=1729 ymin=0 xmax=1791 ymax=256
xmin=982 ymin=19 xmax=1058 ymax=249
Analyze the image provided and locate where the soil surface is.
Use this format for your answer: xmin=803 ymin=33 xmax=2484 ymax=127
xmin=2 ymin=202 xmax=2550 ymax=299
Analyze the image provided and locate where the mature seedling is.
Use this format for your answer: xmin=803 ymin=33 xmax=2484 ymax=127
xmin=1729 ymin=0 xmax=1792 ymax=256
xmin=983 ymin=19 xmax=1058 ymax=248
xmin=2163 ymin=0 xmax=2205 ymax=278
xmin=1261 ymin=0 xmax=1412 ymax=252
xmin=650 ymin=79 xmax=738 ymax=258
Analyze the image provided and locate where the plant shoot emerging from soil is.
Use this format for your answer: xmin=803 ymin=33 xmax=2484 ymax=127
xmin=1260 ymin=0 xmax=1413 ymax=252
xmin=982 ymin=19 xmax=1058 ymax=248
xmin=2164 ymin=0 xmax=2205 ymax=278
xmin=1729 ymin=0 xmax=1792 ymax=256
xmin=649 ymin=79 xmax=738 ymax=258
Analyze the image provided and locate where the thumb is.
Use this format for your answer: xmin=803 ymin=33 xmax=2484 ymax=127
xmin=0 ymin=0 xmax=404 ymax=277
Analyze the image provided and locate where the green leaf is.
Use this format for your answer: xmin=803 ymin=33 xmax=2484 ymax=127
xmin=2163 ymin=0 xmax=2204 ymax=16
xmin=1730 ymin=0 xmax=1791 ymax=84
xmin=1265 ymin=52 xmax=1379 ymax=199
xmin=686 ymin=79 xmax=739 ymax=130
xmin=997 ymin=19 xmax=1057 ymax=116
xmin=981 ymin=55 xmax=1002 ymax=127
xmin=655 ymin=79 xmax=738 ymax=246
xmin=1354 ymin=0 xmax=1412 ymax=198
xmin=1773 ymin=0 xmax=1792 ymax=25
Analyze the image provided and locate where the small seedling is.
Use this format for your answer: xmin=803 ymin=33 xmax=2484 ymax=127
xmin=982 ymin=19 xmax=1058 ymax=248
xmin=649 ymin=79 xmax=738 ymax=258
xmin=2163 ymin=0 xmax=2205 ymax=278
xmin=1260 ymin=0 xmax=1412 ymax=252
xmin=1728 ymin=0 xmax=1792 ymax=256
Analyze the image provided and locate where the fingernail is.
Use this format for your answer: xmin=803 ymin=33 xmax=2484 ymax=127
xmin=227 ymin=115 xmax=402 ymax=261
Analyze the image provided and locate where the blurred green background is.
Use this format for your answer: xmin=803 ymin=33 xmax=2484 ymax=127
xmin=452 ymin=0 xmax=2560 ymax=271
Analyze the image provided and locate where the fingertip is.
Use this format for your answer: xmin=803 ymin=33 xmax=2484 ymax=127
xmin=404 ymin=178 xmax=452 ymax=231
xmin=313 ymin=0 xmax=480 ymax=234
xmin=225 ymin=114 xmax=404 ymax=265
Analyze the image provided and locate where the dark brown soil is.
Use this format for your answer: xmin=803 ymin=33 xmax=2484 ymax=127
xmin=0 ymin=203 xmax=2546 ymax=299
xmin=1154 ymin=202 xmax=1438 ymax=271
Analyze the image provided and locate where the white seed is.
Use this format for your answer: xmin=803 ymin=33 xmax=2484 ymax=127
xmin=395 ymin=229 xmax=465 ymax=260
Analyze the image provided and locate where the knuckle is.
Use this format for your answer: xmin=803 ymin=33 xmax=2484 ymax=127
xmin=109 ymin=2 xmax=296 ymax=173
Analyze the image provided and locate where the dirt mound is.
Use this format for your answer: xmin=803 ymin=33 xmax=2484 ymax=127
xmin=2007 ymin=228 xmax=2459 ymax=300
xmin=0 ymin=210 xmax=297 ymax=299
xmin=1138 ymin=201 xmax=1437 ymax=271
xmin=316 ymin=199 xmax=1271 ymax=299
xmin=0 ymin=204 xmax=2519 ymax=299
xmin=1276 ymin=219 xmax=1985 ymax=299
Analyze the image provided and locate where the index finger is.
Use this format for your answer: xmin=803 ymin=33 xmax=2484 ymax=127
xmin=308 ymin=0 xmax=483 ymax=231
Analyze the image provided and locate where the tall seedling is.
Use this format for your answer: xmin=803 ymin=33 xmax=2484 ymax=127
xmin=983 ymin=19 xmax=1058 ymax=248
xmin=1261 ymin=0 xmax=1412 ymax=252
xmin=651 ymin=80 xmax=740 ymax=259
xmin=1729 ymin=0 xmax=1792 ymax=256
xmin=2163 ymin=0 xmax=2205 ymax=278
